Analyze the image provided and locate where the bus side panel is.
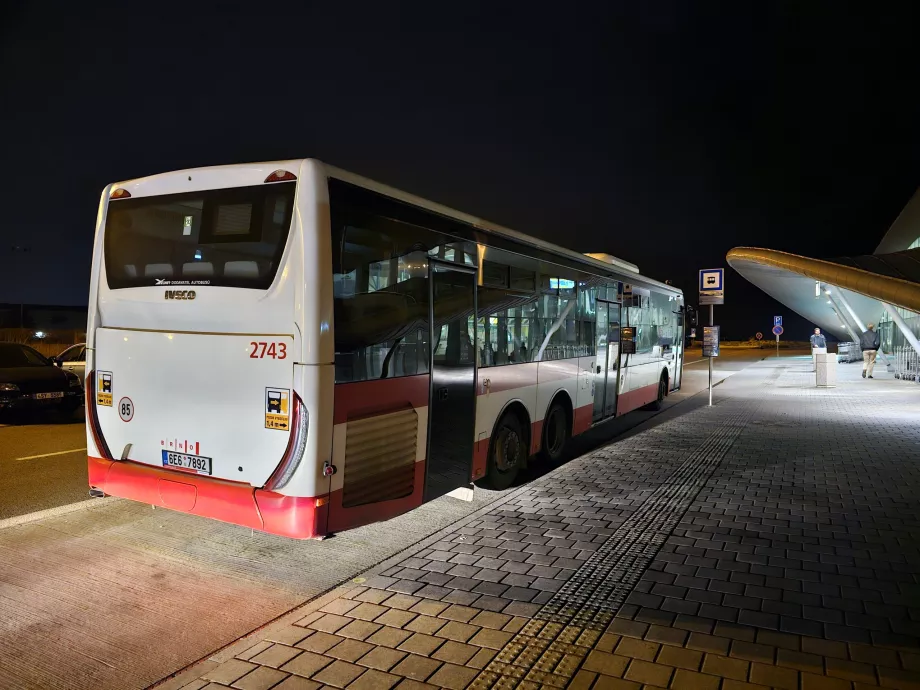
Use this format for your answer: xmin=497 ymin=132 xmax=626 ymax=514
xmin=574 ymin=356 xmax=596 ymax=435
xmin=474 ymin=358 xmax=585 ymax=465
xmin=475 ymin=363 xmax=538 ymax=462
xmin=326 ymin=375 xmax=430 ymax=534
xmin=297 ymin=160 xmax=335 ymax=366
xmin=616 ymin=354 xmax=662 ymax=415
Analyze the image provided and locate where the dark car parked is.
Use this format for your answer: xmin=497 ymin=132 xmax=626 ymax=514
xmin=0 ymin=343 xmax=83 ymax=416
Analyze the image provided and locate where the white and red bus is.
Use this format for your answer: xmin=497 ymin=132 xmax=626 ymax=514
xmin=86 ymin=160 xmax=685 ymax=538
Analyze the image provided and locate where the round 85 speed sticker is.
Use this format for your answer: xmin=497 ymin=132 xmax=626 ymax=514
xmin=118 ymin=397 xmax=134 ymax=422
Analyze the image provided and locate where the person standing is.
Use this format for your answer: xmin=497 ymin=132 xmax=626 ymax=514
xmin=859 ymin=323 xmax=881 ymax=378
xmin=810 ymin=328 xmax=827 ymax=371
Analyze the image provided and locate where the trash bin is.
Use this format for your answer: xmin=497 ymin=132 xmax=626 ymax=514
xmin=816 ymin=353 xmax=837 ymax=387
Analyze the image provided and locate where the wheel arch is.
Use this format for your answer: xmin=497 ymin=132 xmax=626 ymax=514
xmin=544 ymin=387 xmax=574 ymax=437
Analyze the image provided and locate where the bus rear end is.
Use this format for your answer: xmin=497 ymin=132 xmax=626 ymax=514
xmin=86 ymin=161 xmax=334 ymax=538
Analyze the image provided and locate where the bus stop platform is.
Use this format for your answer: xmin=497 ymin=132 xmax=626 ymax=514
xmin=164 ymin=355 xmax=920 ymax=690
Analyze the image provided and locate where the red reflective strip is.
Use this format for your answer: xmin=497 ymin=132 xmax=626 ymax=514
xmin=333 ymin=375 xmax=430 ymax=425
xmin=87 ymin=456 xmax=324 ymax=539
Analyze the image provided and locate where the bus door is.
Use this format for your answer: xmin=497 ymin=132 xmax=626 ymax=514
xmin=672 ymin=307 xmax=684 ymax=389
xmin=592 ymin=300 xmax=622 ymax=421
xmin=425 ymin=262 xmax=477 ymax=501
xmin=604 ymin=302 xmax=621 ymax=417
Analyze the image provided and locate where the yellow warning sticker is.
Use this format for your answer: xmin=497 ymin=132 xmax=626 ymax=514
xmin=265 ymin=388 xmax=290 ymax=431
xmin=97 ymin=371 xmax=113 ymax=407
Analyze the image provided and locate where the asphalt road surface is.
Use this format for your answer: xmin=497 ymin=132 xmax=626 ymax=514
xmin=0 ymin=348 xmax=778 ymax=689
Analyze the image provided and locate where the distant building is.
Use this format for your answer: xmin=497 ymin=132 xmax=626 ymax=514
xmin=728 ymin=188 xmax=920 ymax=355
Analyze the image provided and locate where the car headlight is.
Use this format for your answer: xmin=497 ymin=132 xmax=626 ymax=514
xmin=68 ymin=376 xmax=81 ymax=388
xmin=0 ymin=383 xmax=19 ymax=392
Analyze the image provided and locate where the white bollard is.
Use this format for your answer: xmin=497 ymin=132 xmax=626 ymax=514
xmin=816 ymin=353 xmax=837 ymax=387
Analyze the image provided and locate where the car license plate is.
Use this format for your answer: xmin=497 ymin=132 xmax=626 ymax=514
xmin=161 ymin=450 xmax=212 ymax=475
xmin=34 ymin=392 xmax=64 ymax=400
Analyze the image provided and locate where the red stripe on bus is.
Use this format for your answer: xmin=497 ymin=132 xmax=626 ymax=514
xmin=326 ymin=461 xmax=425 ymax=534
xmin=333 ymin=375 xmax=430 ymax=425
xmin=573 ymin=403 xmax=593 ymax=435
xmin=472 ymin=439 xmax=488 ymax=481
xmin=615 ymin=382 xmax=660 ymax=416
xmin=87 ymin=456 xmax=325 ymax=539
xmin=476 ymin=401 xmax=594 ymax=465
xmin=531 ymin=419 xmax=543 ymax=455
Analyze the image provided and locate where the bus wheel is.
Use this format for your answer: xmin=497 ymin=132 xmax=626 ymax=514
xmin=540 ymin=401 xmax=569 ymax=463
xmin=644 ymin=373 xmax=667 ymax=411
xmin=483 ymin=413 xmax=525 ymax=490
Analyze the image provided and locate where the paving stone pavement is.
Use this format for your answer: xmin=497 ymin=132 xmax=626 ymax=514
xmin=175 ymin=357 xmax=920 ymax=689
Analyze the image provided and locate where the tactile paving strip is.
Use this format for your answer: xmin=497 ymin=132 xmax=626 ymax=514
xmin=476 ymin=383 xmax=768 ymax=686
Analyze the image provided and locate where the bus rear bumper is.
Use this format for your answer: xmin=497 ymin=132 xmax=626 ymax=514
xmin=88 ymin=456 xmax=327 ymax=539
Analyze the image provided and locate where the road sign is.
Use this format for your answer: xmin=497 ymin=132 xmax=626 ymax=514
xmin=772 ymin=325 xmax=783 ymax=336
xmin=699 ymin=268 xmax=724 ymax=305
xmin=755 ymin=332 xmax=763 ymax=340
xmin=774 ymin=316 xmax=782 ymax=327
xmin=703 ymin=326 xmax=720 ymax=357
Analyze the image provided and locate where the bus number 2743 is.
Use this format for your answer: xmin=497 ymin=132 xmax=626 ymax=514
xmin=249 ymin=342 xmax=287 ymax=359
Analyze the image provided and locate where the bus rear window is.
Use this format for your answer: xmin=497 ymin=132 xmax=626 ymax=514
xmin=103 ymin=182 xmax=296 ymax=289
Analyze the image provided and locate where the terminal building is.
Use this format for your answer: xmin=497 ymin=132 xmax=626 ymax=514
xmin=728 ymin=188 xmax=920 ymax=365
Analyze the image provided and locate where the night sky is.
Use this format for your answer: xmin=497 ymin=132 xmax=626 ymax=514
xmin=2 ymin=2 xmax=917 ymax=340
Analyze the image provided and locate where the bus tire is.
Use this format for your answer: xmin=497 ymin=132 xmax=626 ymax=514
xmin=481 ymin=412 xmax=525 ymax=491
xmin=644 ymin=372 xmax=668 ymax=411
xmin=540 ymin=399 xmax=570 ymax=463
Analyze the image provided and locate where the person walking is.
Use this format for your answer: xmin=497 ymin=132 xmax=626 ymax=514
xmin=859 ymin=323 xmax=881 ymax=378
xmin=810 ymin=328 xmax=827 ymax=371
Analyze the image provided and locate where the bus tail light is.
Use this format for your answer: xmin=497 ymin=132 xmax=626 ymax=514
xmin=86 ymin=371 xmax=113 ymax=459
xmin=264 ymin=170 xmax=297 ymax=183
xmin=264 ymin=392 xmax=308 ymax=491
xmin=110 ymin=188 xmax=131 ymax=199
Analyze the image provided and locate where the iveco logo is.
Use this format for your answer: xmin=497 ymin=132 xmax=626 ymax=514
xmin=164 ymin=290 xmax=196 ymax=301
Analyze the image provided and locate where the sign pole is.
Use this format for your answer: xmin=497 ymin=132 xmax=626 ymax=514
xmin=776 ymin=333 xmax=779 ymax=357
xmin=699 ymin=268 xmax=724 ymax=408
xmin=708 ymin=304 xmax=714 ymax=406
